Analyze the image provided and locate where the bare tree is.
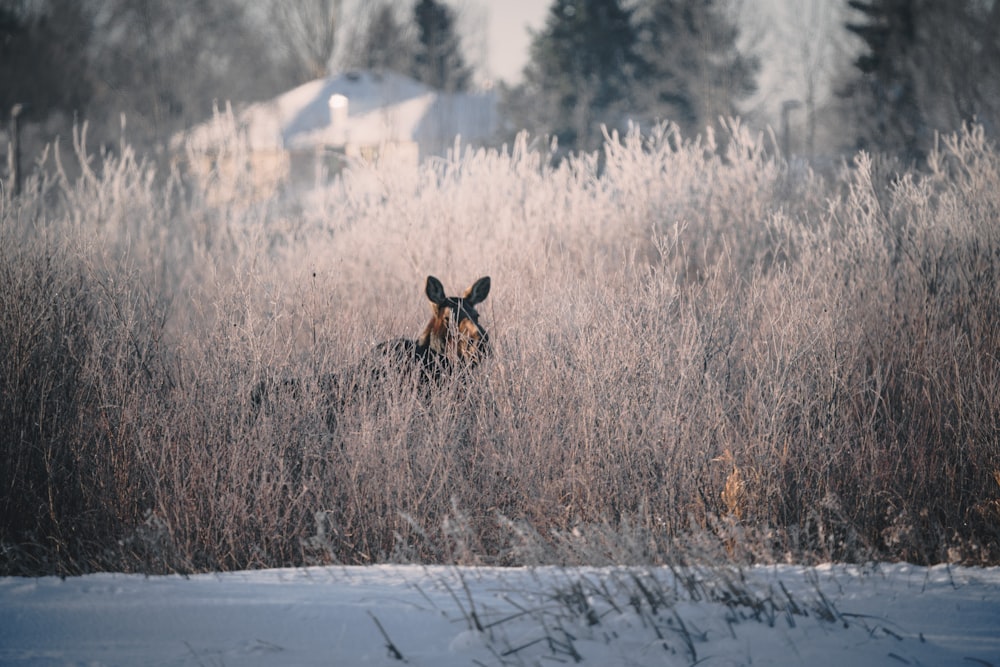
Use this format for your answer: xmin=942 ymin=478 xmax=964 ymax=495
xmin=85 ymin=0 xmax=283 ymax=146
xmin=342 ymin=2 xmax=415 ymax=74
xmin=266 ymin=0 xmax=343 ymax=82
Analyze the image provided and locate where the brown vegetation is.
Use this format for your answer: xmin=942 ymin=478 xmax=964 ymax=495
xmin=2 ymin=121 xmax=999 ymax=574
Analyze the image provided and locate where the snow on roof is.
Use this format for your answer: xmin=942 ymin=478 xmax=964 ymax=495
xmin=289 ymin=92 xmax=438 ymax=149
xmin=176 ymin=70 xmax=497 ymax=154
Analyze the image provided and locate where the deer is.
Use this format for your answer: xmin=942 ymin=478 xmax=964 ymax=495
xmin=250 ymin=275 xmax=492 ymax=427
xmin=372 ymin=275 xmax=491 ymax=382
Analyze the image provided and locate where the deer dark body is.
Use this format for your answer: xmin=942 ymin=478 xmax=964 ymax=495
xmin=250 ymin=275 xmax=491 ymax=427
xmin=388 ymin=274 xmax=491 ymax=381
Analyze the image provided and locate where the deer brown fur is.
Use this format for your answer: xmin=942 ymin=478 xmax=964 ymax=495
xmin=375 ymin=275 xmax=491 ymax=381
xmin=250 ymin=275 xmax=491 ymax=427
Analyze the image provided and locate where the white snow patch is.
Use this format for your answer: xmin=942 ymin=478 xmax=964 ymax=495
xmin=0 ymin=563 xmax=998 ymax=666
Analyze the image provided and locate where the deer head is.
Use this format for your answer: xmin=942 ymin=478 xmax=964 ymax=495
xmin=417 ymin=275 xmax=491 ymax=368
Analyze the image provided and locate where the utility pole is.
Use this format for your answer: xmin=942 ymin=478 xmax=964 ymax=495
xmin=781 ymin=99 xmax=802 ymax=159
xmin=9 ymin=103 xmax=23 ymax=197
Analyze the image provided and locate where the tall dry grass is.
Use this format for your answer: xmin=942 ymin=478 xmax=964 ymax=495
xmin=2 ymin=120 xmax=998 ymax=574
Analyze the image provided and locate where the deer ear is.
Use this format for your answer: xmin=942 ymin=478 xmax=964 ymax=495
xmin=464 ymin=276 xmax=491 ymax=306
xmin=425 ymin=276 xmax=447 ymax=305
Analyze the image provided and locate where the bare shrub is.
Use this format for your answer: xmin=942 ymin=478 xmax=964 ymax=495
xmin=3 ymin=120 xmax=999 ymax=574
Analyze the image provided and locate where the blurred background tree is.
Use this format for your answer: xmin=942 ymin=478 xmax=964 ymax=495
xmin=343 ymin=2 xmax=415 ymax=74
xmin=631 ymin=0 xmax=759 ymax=139
xmin=411 ymin=0 xmax=472 ymax=92
xmin=265 ymin=0 xmax=342 ymax=84
xmin=515 ymin=0 xmax=643 ymax=152
xmin=4 ymin=0 xmax=1000 ymax=166
xmin=0 ymin=0 xmax=92 ymax=119
xmin=840 ymin=0 xmax=1000 ymax=162
xmin=86 ymin=0 xmax=279 ymax=146
xmin=1 ymin=0 xmax=285 ymax=151
xmin=508 ymin=0 xmax=758 ymax=153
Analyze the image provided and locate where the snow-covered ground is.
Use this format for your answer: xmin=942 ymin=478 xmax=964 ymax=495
xmin=2 ymin=563 xmax=998 ymax=666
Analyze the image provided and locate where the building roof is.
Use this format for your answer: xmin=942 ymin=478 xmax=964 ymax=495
xmin=175 ymin=70 xmax=497 ymax=156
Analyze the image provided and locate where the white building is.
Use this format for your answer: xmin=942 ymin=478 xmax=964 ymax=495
xmin=173 ymin=70 xmax=499 ymax=200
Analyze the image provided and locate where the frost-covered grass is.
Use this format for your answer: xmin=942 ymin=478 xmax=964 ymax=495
xmin=2 ymin=120 xmax=1000 ymax=574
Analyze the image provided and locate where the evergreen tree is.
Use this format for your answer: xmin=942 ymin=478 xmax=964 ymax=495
xmin=520 ymin=0 xmax=642 ymax=151
xmin=632 ymin=0 xmax=758 ymax=136
xmin=0 ymin=0 xmax=92 ymax=117
xmin=841 ymin=0 xmax=1000 ymax=161
xmin=411 ymin=0 xmax=471 ymax=91
xmin=842 ymin=0 xmax=922 ymax=159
